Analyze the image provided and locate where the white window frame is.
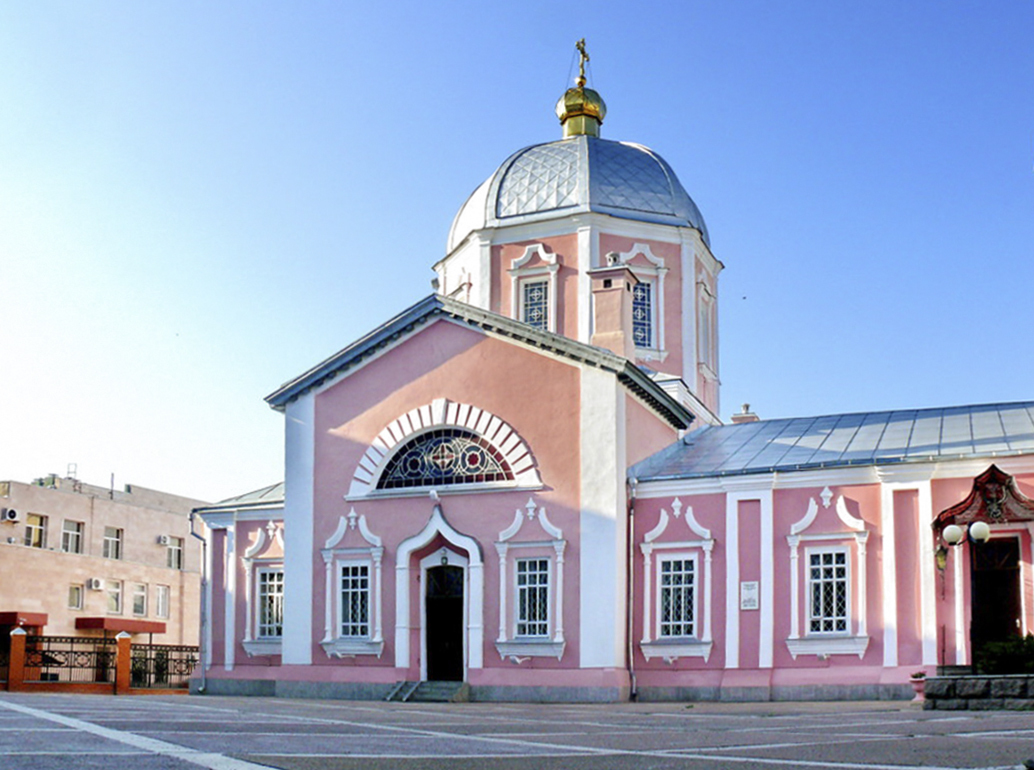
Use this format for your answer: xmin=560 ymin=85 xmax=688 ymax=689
xmin=806 ymin=546 xmax=849 ymax=635
xmin=166 ymin=536 xmax=184 ymax=570
xmin=639 ymin=498 xmax=714 ymax=662
xmin=519 ymin=277 xmax=551 ymax=331
xmin=320 ymin=510 xmax=384 ymax=658
xmin=656 ymin=553 xmax=699 ymax=639
xmin=509 ymin=243 xmax=559 ymax=334
xmin=103 ymin=527 xmax=123 ymax=560
xmin=255 ymin=566 xmax=284 ymax=639
xmin=337 ymin=559 xmax=372 ymax=638
xmin=106 ymin=580 xmax=123 ymax=615
xmin=609 ymin=244 xmax=669 ymax=361
xmin=24 ymin=513 xmax=47 ymax=548
xmin=241 ymin=521 xmax=286 ymax=657
xmin=514 ymin=557 xmax=551 ymax=638
xmin=132 ymin=582 xmax=148 ymax=617
xmin=155 ymin=584 xmax=170 ymax=619
xmin=785 ymin=493 xmax=870 ymax=659
xmin=494 ymin=498 xmax=566 ymax=660
xmin=61 ymin=520 xmax=83 ymax=554
xmin=697 ymin=283 xmax=717 ymax=378
xmin=68 ymin=584 xmax=84 ymax=610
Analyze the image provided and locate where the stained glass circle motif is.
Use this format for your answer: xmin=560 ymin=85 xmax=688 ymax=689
xmin=377 ymin=428 xmax=514 ymax=490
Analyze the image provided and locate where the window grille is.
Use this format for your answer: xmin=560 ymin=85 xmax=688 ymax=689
xmin=378 ymin=428 xmax=513 ymax=490
xmin=659 ymin=558 xmax=695 ymax=637
xmin=809 ymin=550 xmax=848 ymax=633
xmin=516 ymin=558 xmax=549 ymax=637
xmin=632 ymin=281 xmax=653 ymax=348
xmin=257 ymin=569 xmax=284 ymax=638
xmin=340 ymin=564 xmax=370 ymax=637
xmin=522 ymin=280 xmax=549 ymax=331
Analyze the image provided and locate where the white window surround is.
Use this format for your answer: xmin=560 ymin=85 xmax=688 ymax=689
xmin=242 ymin=520 xmax=285 ymax=657
xmin=639 ymin=497 xmax=714 ymax=662
xmin=347 ymin=398 xmax=542 ymax=499
xmin=494 ymin=498 xmax=566 ymax=661
xmin=785 ymin=491 xmax=870 ymax=659
xmin=320 ymin=509 xmax=384 ymax=658
xmin=696 ymin=282 xmax=717 ymax=380
xmin=395 ymin=502 xmax=484 ymax=674
xmin=608 ymin=243 xmax=668 ymax=361
xmin=508 ymin=243 xmax=559 ymax=333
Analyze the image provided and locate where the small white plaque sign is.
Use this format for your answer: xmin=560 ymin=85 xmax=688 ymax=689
xmin=740 ymin=581 xmax=760 ymax=611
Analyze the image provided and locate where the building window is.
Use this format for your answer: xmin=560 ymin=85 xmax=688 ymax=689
xmin=516 ymin=558 xmax=550 ymax=637
xmin=155 ymin=585 xmax=170 ymax=619
xmin=61 ymin=520 xmax=83 ymax=554
xmin=340 ymin=564 xmax=370 ymax=637
xmin=808 ymin=549 xmax=848 ymax=634
xmin=257 ymin=568 xmax=284 ymax=638
xmin=106 ymin=580 xmax=123 ymax=614
xmin=24 ymin=513 xmax=47 ymax=548
xmin=632 ymin=281 xmax=654 ymax=348
xmin=166 ymin=537 xmax=184 ymax=569
xmin=68 ymin=584 xmax=84 ymax=610
xmin=132 ymin=583 xmax=148 ymax=617
xmin=377 ymin=428 xmax=514 ymax=490
xmin=521 ymin=279 xmax=549 ymax=331
xmin=103 ymin=527 xmax=123 ymax=560
xmin=659 ymin=557 xmax=696 ymax=637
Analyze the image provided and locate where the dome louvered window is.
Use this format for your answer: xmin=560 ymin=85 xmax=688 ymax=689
xmin=377 ymin=428 xmax=514 ymax=490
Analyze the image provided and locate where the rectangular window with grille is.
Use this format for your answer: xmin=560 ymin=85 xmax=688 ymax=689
xmin=632 ymin=281 xmax=653 ymax=348
xmin=516 ymin=558 xmax=549 ymax=637
xmin=659 ymin=558 xmax=695 ymax=637
xmin=521 ymin=280 xmax=549 ymax=331
xmin=61 ymin=520 xmax=83 ymax=554
xmin=340 ymin=564 xmax=370 ymax=637
xmin=24 ymin=513 xmax=47 ymax=548
xmin=808 ymin=549 xmax=848 ymax=634
xmin=257 ymin=569 xmax=284 ymax=638
xmin=103 ymin=527 xmax=123 ymax=560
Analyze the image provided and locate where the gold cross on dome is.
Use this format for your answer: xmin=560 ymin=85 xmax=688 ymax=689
xmin=575 ymin=38 xmax=590 ymax=85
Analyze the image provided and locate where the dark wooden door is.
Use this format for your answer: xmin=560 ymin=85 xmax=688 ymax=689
xmin=425 ymin=565 xmax=464 ymax=681
xmin=971 ymin=538 xmax=1022 ymax=651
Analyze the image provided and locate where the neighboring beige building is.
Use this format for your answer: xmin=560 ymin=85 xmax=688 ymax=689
xmin=0 ymin=474 xmax=206 ymax=644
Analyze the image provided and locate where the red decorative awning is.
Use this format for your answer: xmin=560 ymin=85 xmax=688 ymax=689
xmin=0 ymin=612 xmax=48 ymax=628
xmin=75 ymin=617 xmax=167 ymax=634
xmin=933 ymin=464 xmax=1034 ymax=532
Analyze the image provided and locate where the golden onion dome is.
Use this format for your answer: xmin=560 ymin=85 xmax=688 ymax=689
xmin=555 ymin=84 xmax=607 ymax=137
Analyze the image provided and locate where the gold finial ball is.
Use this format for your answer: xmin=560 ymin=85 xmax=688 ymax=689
xmin=555 ymin=86 xmax=607 ymax=124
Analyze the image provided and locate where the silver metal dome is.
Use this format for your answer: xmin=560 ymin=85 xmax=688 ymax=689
xmin=448 ymin=135 xmax=709 ymax=253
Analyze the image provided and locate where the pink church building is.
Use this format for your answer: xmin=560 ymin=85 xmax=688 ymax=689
xmin=195 ymin=66 xmax=1034 ymax=702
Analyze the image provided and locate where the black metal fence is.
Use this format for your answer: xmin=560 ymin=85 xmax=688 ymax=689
xmin=131 ymin=644 xmax=198 ymax=689
xmin=24 ymin=636 xmax=117 ymax=683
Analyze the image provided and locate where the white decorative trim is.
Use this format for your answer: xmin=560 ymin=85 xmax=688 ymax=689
xmin=880 ymin=484 xmax=898 ymax=668
xmin=836 ymin=496 xmax=865 ymax=531
xmin=241 ymin=521 xmax=285 ymax=656
xmin=242 ymin=639 xmax=282 ymax=657
xmin=820 ymin=486 xmax=834 ymax=508
xmin=320 ymin=513 xmax=384 ymax=659
xmin=282 ymin=393 xmax=315 ymax=666
xmin=395 ymin=504 xmax=484 ymax=672
xmin=348 ymin=400 xmax=541 ymax=498
xmin=641 ymin=639 xmax=713 ymax=663
xmin=786 ymin=635 xmax=869 ymax=659
xmin=509 ymin=243 xmax=559 ymax=333
xmin=791 ymin=499 xmax=819 ymax=535
xmin=495 ymin=498 xmax=566 ymax=658
xmin=610 ymin=242 xmax=668 ymax=360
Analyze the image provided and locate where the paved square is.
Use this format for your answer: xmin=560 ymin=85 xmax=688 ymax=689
xmin=1 ymin=693 xmax=1031 ymax=770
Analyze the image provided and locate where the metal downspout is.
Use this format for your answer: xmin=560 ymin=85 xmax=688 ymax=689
xmin=626 ymin=477 xmax=638 ymax=701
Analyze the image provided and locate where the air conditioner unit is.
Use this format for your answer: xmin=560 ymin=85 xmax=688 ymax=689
xmin=156 ymin=534 xmax=172 ymax=546
xmin=86 ymin=578 xmax=105 ymax=591
xmin=1 ymin=508 xmax=18 ymax=522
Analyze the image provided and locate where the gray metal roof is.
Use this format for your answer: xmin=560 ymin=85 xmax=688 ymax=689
xmin=633 ymin=402 xmax=1034 ymax=481
xmin=448 ymin=136 xmax=709 ymax=252
xmin=194 ymin=482 xmax=285 ymax=514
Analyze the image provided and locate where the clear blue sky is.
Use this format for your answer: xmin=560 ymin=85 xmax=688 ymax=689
xmin=2 ymin=1 xmax=1031 ymax=502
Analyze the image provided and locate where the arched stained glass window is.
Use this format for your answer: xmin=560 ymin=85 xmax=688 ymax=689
xmin=377 ymin=428 xmax=514 ymax=490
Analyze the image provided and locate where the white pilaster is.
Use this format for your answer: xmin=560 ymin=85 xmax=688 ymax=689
xmin=282 ymin=393 xmax=315 ymax=665
xmin=224 ymin=522 xmax=236 ymax=671
xmin=577 ymin=224 xmax=594 ymax=343
xmin=880 ymin=484 xmax=898 ymax=668
xmin=917 ymin=482 xmax=937 ymax=665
